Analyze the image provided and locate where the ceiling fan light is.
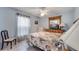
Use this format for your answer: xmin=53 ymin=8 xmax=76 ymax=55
xmin=40 ymin=8 xmax=48 ymax=16
xmin=40 ymin=13 xmax=45 ymax=16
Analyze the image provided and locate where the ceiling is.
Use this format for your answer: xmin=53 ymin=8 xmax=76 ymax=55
xmin=13 ymin=7 xmax=75 ymax=17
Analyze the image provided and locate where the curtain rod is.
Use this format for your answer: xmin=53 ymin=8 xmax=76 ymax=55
xmin=16 ymin=13 xmax=30 ymax=17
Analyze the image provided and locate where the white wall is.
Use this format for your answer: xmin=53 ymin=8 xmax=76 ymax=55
xmin=39 ymin=17 xmax=49 ymax=28
xmin=39 ymin=10 xmax=75 ymax=31
xmin=0 ymin=7 xmax=39 ymax=43
xmin=74 ymin=7 xmax=79 ymax=20
xmin=30 ymin=16 xmax=40 ymax=33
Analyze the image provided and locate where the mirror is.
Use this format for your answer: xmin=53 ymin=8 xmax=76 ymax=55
xmin=49 ymin=16 xmax=61 ymax=30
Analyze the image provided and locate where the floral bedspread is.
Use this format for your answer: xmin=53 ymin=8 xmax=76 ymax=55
xmin=29 ymin=32 xmax=62 ymax=51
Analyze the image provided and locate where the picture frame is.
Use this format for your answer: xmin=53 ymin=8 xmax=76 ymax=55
xmin=35 ymin=20 xmax=38 ymax=24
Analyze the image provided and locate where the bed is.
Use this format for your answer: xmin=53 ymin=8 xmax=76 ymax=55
xmin=28 ymin=31 xmax=62 ymax=51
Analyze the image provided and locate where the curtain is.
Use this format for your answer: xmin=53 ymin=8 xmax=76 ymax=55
xmin=17 ymin=15 xmax=30 ymax=37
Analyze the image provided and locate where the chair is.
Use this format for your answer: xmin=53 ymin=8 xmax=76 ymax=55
xmin=1 ymin=30 xmax=16 ymax=49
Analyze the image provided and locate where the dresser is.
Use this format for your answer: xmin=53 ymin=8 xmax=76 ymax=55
xmin=44 ymin=29 xmax=64 ymax=33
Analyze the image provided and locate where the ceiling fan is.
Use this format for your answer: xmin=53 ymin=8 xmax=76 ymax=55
xmin=39 ymin=7 xmax=48 ymax=16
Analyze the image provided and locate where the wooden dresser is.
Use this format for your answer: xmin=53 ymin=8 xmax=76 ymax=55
xmin=44 ymin=29 xmax=64 ymax=33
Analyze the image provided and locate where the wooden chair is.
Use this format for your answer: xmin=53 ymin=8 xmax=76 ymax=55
xmin=1 ymin=30 xmax=16 ymax=49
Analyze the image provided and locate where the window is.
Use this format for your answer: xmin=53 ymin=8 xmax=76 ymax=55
xmin=17 ymin=15 xmax=30 ymax=37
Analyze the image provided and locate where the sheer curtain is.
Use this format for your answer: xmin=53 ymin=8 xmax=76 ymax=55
xmin=17 ymin=15 xmax=30 ymax=37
